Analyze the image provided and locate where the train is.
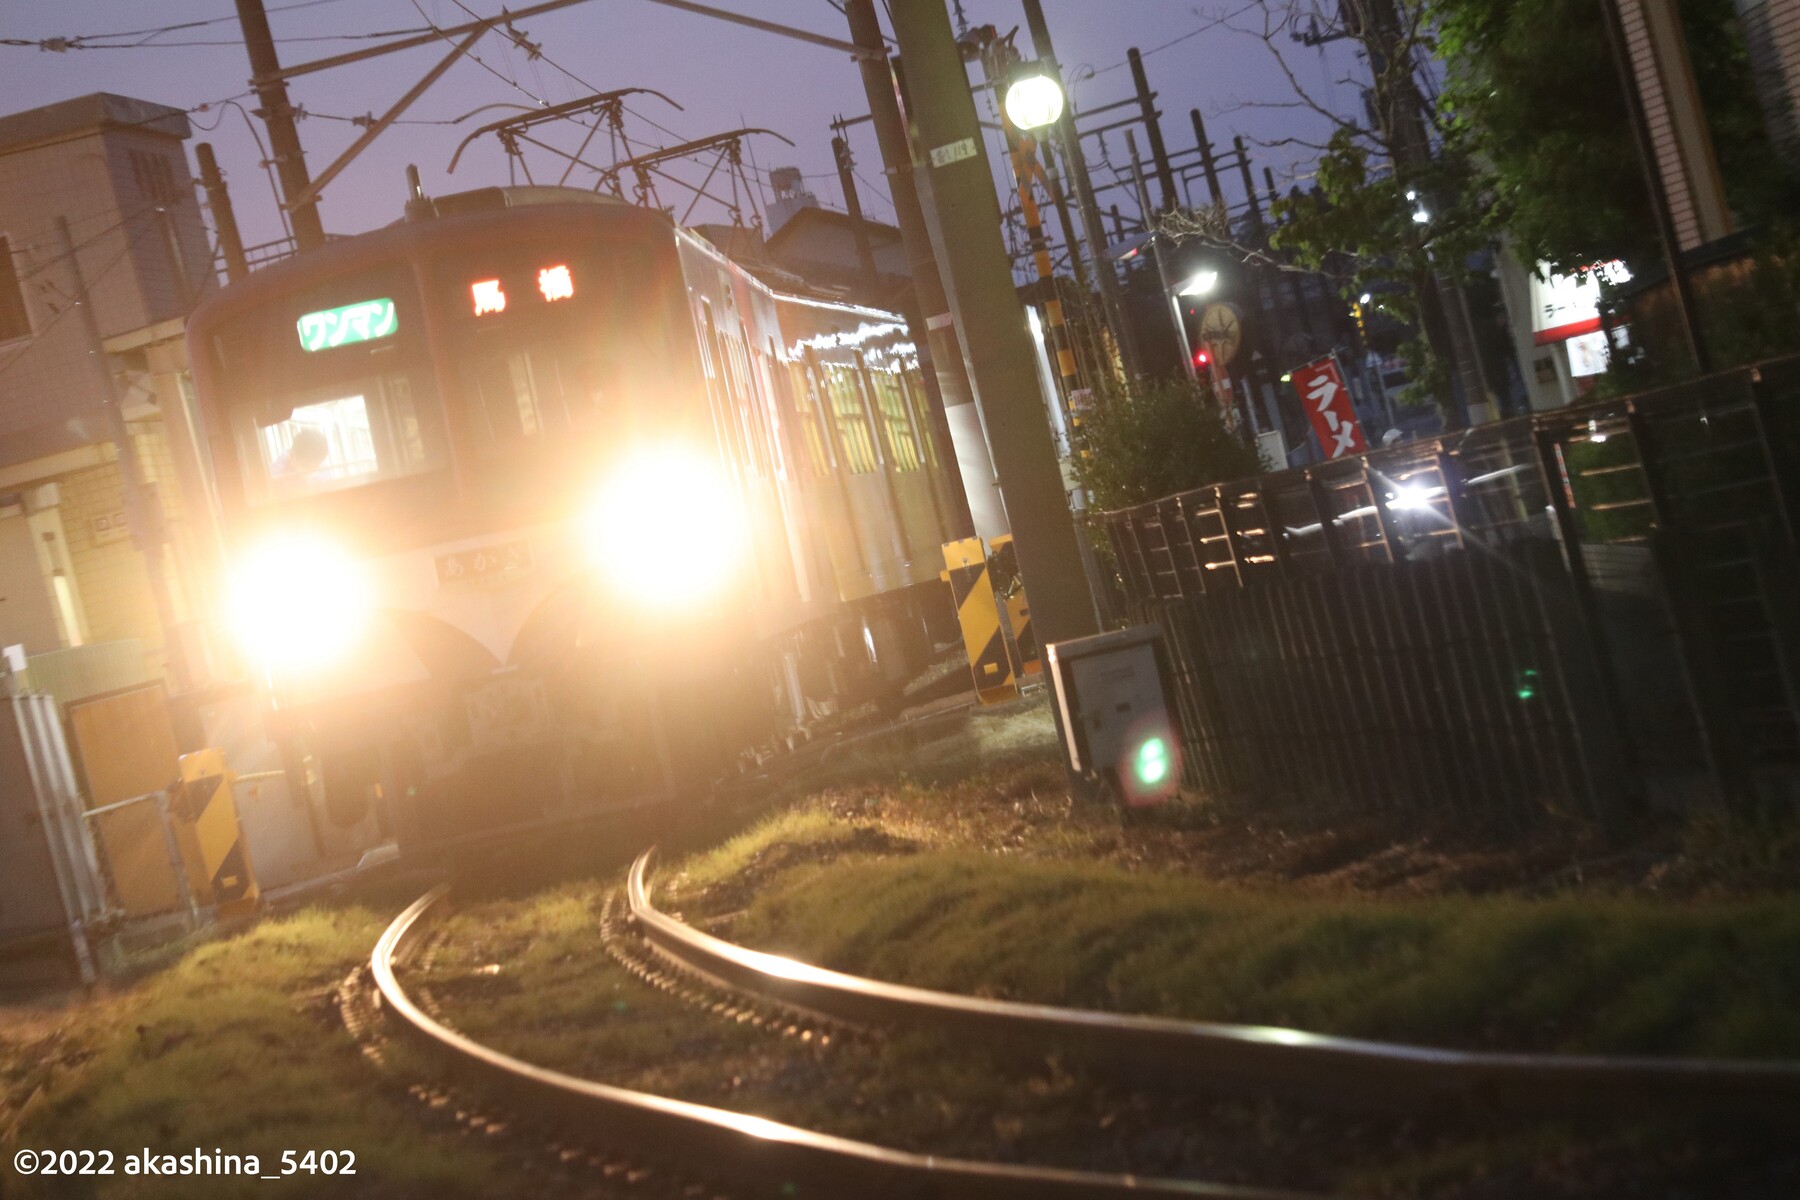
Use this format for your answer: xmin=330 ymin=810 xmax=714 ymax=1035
xmin=186 ymin=184 xmax=965 ymax=854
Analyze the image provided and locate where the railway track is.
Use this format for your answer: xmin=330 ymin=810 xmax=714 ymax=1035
xmin=622 ymin=848 xmax=1800 ymax=1120
xmin=359 ymin=839 xmax=1798 ymax=1199
xmin=367 ymin=883 xmax=1326 ymax=1200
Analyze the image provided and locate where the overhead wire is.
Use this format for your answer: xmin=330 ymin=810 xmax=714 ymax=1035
xmin=0 ymin=0 xmax=361 ymax=50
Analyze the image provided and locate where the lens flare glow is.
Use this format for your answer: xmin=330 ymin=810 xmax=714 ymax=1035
xmin=227 ymin=533 xmax=372 ymax=675
xmin=582 ymin=444 xmax=745 ymax=609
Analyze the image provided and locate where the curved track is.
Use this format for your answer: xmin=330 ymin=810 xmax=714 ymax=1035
xmin=370 ymin=884 xmax=1325 ymax=1200
xmin=626 ymin=848 xmax=1800 ymax=1118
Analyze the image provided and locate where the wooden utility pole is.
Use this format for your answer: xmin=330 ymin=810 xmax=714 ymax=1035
xmin=235 ymin=0 xmax=326 ymax=250
xmin=886 ymin=0 xmax=1098 ymax=644
xmin=195 ymin=143 xmax=248 ymax=284
xmin=831 ymin=133 xmax=883 ymax=290
xmin=1127 ymin=48 xmax=1178 ymax=213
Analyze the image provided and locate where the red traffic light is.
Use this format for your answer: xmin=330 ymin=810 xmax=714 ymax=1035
xmin=1193 ymin=349 xmax=1210 ymax=368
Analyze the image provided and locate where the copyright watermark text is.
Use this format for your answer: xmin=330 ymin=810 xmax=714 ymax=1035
xmin=14 ymin=1147 xmax=356 ymax=1179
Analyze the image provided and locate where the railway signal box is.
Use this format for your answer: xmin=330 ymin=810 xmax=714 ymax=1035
xmin=1046 ymin=625 xmax=1180 ymax=808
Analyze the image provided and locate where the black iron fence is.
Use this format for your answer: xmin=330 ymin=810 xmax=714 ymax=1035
xmin=1099 ymin=356 xmax=1800 ymax=825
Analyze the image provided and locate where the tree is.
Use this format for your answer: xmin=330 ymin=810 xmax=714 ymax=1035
xmin=1155 ymin=1 xmax=1495 ymax=423
xmin=1071 ymin=377 xmax=1265 ymax=512
xmin=1431 ymin=0 xmax=1655 ymax=275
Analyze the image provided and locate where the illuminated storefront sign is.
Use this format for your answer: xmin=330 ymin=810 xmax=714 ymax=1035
xmin=471 ymin=279 xmax=507 ymax=316
xmin=295 ymin=297 xmax=397 ymax=352
xmin=1530 ymin=261 xmax=1631 ymax=345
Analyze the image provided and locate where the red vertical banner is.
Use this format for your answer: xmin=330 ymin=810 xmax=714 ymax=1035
xmin=1292 ymin=355 xmax=1366 ymax=459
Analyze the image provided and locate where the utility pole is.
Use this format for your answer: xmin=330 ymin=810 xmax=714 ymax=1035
xmin=1021 ymin=0 xmax=1138 ymax=378
xmin=195 ymin=143 xmax=249 ymax=285
xmin=58 ymin=217 xmax=191 ymax=692
xmin=832 ymin=133 xmax=882 ymax=290
xmin=1127 ymin=48 xmax=1178 ymax=213
xmin=1189 ymin=110 xmax=1225 ymax=207
xmin=885 ymin=0 xmax=1097 ymax=645
xmin=1127 ymin=131 xmax=1197 ymax=383
xmin=235 ymin=0 xmax=326 ymax=250
xmin=844 ymin=0 xmax=996 ymax=540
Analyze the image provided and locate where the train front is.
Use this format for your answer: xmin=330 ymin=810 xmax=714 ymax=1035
xmin=187 ymin=196 xmax=775 ymax=855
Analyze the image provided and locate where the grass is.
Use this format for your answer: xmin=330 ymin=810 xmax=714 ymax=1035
xmin=712 ymin=850 xmax=1800 ymax=1056
xmin=3 ymin=904 xmax=523 ymax=1200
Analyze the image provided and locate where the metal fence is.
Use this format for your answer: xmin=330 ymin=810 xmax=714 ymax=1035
xmin=1099 ymin=355 xmax=1800 ymax=825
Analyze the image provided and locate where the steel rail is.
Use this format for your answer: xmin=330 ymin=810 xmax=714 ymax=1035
xmin=371 ymin=885 xmax=1324 ymax=1200
xmin=627 ymin=848 xmax=1800 ymax=1118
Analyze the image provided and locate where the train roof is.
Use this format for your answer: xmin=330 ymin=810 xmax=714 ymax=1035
xmin=187 ymin=187 xmax=673 ymax=333
xmin=189 ymin=184 xmax=907 ymax=339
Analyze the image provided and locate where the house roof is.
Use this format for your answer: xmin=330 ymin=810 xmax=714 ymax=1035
xmin=764 ymin=204 xmax=903 ymax=256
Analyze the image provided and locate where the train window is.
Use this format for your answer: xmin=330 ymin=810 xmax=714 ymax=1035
xmin=462 ymin=332 xmax=615 ymax=454
xmin=822 ymin=364 xmax=879 ymax=475
xmin=717 ymin=331 xmax=771 ymax=478
xmin=697 ymin=301 xmax=751 ymax=477
xmin=900 ymin=367 xmax=941 ymax=469
xmin=785 ymin=360 xmax=835 ymax=476
xmin=238 ymin=370 xmax=446 ymax=505
xmin=864 ymin=363 xmax=923 ymax=472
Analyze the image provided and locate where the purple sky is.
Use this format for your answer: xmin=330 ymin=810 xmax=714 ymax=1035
xmin=0 ymin=1 xmax=1361 ymax=254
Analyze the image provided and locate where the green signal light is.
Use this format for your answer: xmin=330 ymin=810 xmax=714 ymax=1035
xmin=1134 ymin=736 xmax=1171 ymax=787
xmin=1516 ymin=667 xmax=1541 ymax=701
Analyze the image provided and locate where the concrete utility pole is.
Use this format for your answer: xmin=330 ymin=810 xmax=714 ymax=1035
xmin=235 ymin=0 xmax=326 ymax=250
xmin=844 ymin=0 xmax=1001 ymax=540
xmin=884 ymin=0 xmax=1097 ymax=645
xmin=1021 ymin=0 xmax=1139 ymax=377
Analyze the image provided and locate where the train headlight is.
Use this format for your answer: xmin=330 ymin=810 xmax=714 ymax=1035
xmin=582 ymin=444 xmax=745 ymax=609
xmin=227 ymin=533 xmax=373 ymax=674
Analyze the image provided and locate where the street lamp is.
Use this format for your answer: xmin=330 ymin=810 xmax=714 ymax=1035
xmin=1177 ymin=269 xmax=1218 ymax=297
xmin=1003 ymin=71 xmax=1064 ymax=131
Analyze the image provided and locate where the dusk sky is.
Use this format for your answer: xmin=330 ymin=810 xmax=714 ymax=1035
xmin=0 ymin=1 xmax=1362 ymax=255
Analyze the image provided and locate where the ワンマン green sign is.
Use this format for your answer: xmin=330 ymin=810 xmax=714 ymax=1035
xmin=296 ymin=298 xmax=397 ymax=352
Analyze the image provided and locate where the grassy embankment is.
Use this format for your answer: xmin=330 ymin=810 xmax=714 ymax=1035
xmin=675 ymin=698 xmax=1800 ymax=1058
xmin=2 ymin=904 xmax=528 ymax=1200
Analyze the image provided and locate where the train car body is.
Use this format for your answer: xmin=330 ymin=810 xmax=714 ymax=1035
xmin=186 ymin=186 xmax=961 ymax=853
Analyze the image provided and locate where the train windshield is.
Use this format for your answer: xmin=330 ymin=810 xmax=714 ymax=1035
xmin=439 ymin=242 xmax=683 ymax=457
xmin=235 ymin=369 xmax=449 ymax=505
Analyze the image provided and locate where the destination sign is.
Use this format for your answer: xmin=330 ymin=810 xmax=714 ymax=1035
xmin=296 ymin=298 xmax=398 ymax=352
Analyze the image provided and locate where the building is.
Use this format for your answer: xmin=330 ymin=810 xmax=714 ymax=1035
xmin=0 ymin=93 xmax=217 ymax=697
xmin=1735 ymin=0 xmax=1800 ymax=168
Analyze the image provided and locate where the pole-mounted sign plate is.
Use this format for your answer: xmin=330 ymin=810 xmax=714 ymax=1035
xmin=928 ymin=137 xmax=977 ymax=168
xmin=296 ymin=297 xmax=398 ymax=352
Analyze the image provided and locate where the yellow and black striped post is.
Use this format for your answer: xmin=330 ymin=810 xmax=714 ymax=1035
xmin=170 ymin=748 xmax=258 ymax=917
xmin=943 ymin=537 xmax=1019 ymax=705
xmin=985 ymin=535 xmax=1040 ymax=677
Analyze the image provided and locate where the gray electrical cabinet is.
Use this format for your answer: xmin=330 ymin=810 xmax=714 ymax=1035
xmin=1045 ymin=626 xmax=1181 ymax=807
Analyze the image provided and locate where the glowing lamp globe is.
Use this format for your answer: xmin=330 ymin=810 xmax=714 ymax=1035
xmin=1004 ymin=74 xmax=1065 ymax=131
